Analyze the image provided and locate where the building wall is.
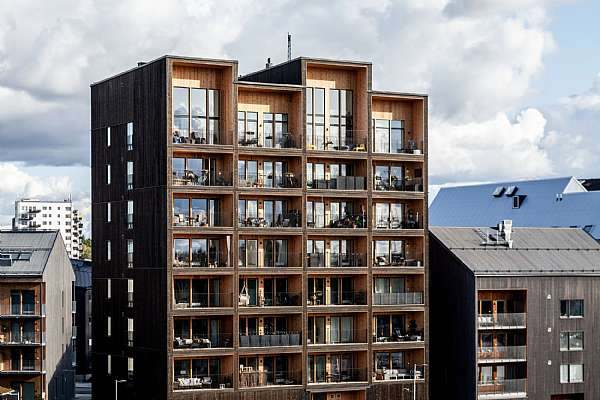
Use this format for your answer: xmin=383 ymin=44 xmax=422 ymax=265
xmin=43 ymin=235 xmax=75 ymax=400
xmin=429 ymin=234 xmax=477 ymax=400
xmin=91 ymin=57 xmax=169 ymax=399
xmin=478 ymin=275 xmax=600 ymax=400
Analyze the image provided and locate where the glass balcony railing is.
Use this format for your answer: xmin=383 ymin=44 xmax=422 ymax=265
xmin=173 ymin=333 xmax=233 ymax=349
xmin=239 ymin=252 xmax=303 ymax=269
xmin=307 ymin=214 xmax=367 ymax=229
xmin=373 ymin=329 xmax=424 ymax=343
xmin=172 ymin=170 xmax=232 ymax=187
xmin=174 ymin=373 xmax=233 ymax=390
xmin=308 ymin=367 xmax=367 ymax=384
xmin=374 ymin=218 xmax=422 ymax=230
xmin=477 ymin=378 xmax=527 ymax=398
xmin=173 ymin=292 xmax=233 ymax=309
xmin=478 ymin=345 xmax=527 ymax=361
xmin=173 ymin=257 xmax=229 ymax=269
xmin=374 ymin=177 xmax=424 ymax=192
xmin=238 ymin=132 xmax=297 ymax=149
xmin=308 ymin=177 xmax=366 ymax=190
xmin=239 ymin=332 xmax=301 ymax=347
xmin=239 ymin=369 xmax=301 ymax=388
xmin=373 ymin=292 xmax=424 ymax=305
xmin=307 ymin=253 xmax=365 ymax=268
xmin=239 ymin=292 xmax=302 ymax=307
xmin=239 ymin=173 xmax=301 ymax=189
xmin=308 ymin=291 xmax=367 ymax=306
xmin=238 ymin=212 xmax=301 ymax=228
xmin=308 ymin=328 xmax=367 ymax=345
xmin=173 ymin=211 xmax=225 ymax=227
xmin=0 ymin=331 xmax=44 ymax=345
xmin=173 ymin=130 xmax=221 ymax=145
xmin=477 ymin=313 xmax=527 ymax=329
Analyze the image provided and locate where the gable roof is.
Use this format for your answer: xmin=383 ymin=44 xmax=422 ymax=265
xmin=431 ymin=227 xmax=600 ymax=276
xmin=0 ymin=230 xmax=60 ymax=275
xmin=430 ymin=176 xmax=600 ymax=239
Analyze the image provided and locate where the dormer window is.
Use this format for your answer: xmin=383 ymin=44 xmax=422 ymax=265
xmin=492 ymin=186 xmax=505 ymax=197
xmin=513 ymin=195 xmax=527 ymax=209
xmin=505 ymin=186 xmax=518 ymax=196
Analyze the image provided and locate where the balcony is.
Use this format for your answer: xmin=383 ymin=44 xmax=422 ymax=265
xmin=0 ymin=304 xmax=44 ymax=318
xmin=0 ymin=358 xmax=45 ymax=374
xmin=477 ymin=378 xmax=527 ymax=399
xmin=0 ymin=331 xmax=44 ymax=346
xmin=174 ymin=373 xmax=233 ymax=390
xmin=173 ymin=256 xmax=229 ymax=269
xmin=239 ymin=292 xmax=301 ymax=308
xmin=374 ymin=365 xmax=425 ymax=382
xmin=307 ymin=253 xmax=365 ymax=268
xmin=173 ymin=333 xmax=233 ymax=349
xmin=478 ymin=346 xmax=527 ymax=362
xmin=239 ymin=332 xmax=301 ymax=348
xmin=239 ymin=368 xmax=301 ymax=388
xmin=374 ymin=177 xmax=424 ymax=193
xmin=308 ymin=367 xmax=368 ymax=384
xmin=238 ymin=132 xmax=298 ymax=150
xmin=307 ymin=214 xmax=367 ymax=229
xmin=307 ymin=328 xmax=367 ymax=346
xmin=172 ymin=169 xmax=232 ymax=187
xmin=174 ymin=292 xmax=233 ymax=309
xmin=373 ymin=292 xmax=424 ymax=306
xmin=308 ymin=176 xmax=366 ymax=191
xmin=308 ymin=291 xmax=367 ymax=307
xmin=308 ymin=140 xmax=366 ymax=153
xmin=477 ymin=313 xmax=527 ymax=329
xmin=374 ymin=329 xmax=424 ymax=344
xmin=374 ymin=217 xmax=422 ymax=230
xmin=239 ymin=252 xmax=303 ymax=269
xmin=373 ymin=254 xmax=422 ymax=268
xmin=239 ymin=173 xmax=301 ymax=189
xmin=173 ymin=130 xmax=221 ymax=146
xmin=238 ymin=211 xmax=301 ymax=229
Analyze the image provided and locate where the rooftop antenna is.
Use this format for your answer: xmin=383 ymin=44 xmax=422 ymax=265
xmin=287 ymin=33 xmax=292 ymax=61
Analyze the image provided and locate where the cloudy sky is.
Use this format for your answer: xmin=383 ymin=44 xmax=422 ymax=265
xmin=1 ymin=0 xmax=599 ymax=233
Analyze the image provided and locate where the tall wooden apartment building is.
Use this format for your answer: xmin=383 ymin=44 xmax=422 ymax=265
xmin=91 ymin=56 xmax=428 ymax=400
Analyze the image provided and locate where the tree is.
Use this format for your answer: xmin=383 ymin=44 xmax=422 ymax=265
xmin=81 ymin=236 xmax=92 ymax=260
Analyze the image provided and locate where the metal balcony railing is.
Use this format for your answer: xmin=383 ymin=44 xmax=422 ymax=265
xmin=477 ymin=313 xmax=527 ymax=329
xmin=172 ymin=169 xmax=232 ymax=187
xmin=373 ymin=292 xmax=424 ymax=305
xmin=239 ymin=332 xmax=301 ymax=347
xmin=478 ymin=346 xmax=527 ymax=361
xmin=174 ymin=373 xmax=233 ymax=390
xmin=477 ymin=378 xmax=527 ymax=397
xmin=173 ymin=333 xmax=233 ymax=349
xmin=308 ymin=176 xmax=367 ymax=191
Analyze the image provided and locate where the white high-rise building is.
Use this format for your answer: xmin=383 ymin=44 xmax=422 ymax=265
xmin=12 ymin=198 xmax=84 ymax=259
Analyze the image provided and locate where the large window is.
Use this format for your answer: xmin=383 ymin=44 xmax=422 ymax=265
xmin=238 ymin=239 xmax=258 ymax=268
xmin=173 ymin=157 xmax=229 ymax=187
xmin=264 ymin=239 xmax=288 ymax=267
xmin=374 ymin=165 xmax=405 ymax=191
xmin=329 ymin=89 xmax=353 ymax=149
xmin=560 ymin=331 xmax=584 ymax=351
xmin=373 ymin=119 xmax=405 ymax=153
xmin=173 ymin=87 xmax=219 ymax=144
xmin=238 ymin=111 xmax=258 ymax=146
xmin=374 ymin=203 xmax=404 ymax=229
xmin=307 ymin=240 xmax=325 ymax=268
xmin=373 ymin=240 xmax=405 ymax=266
xmin=173 ymin=198 xmax=221 ymax=227
xmin=237 ymin=160 xmax=258 ymax=187
xmin=306 ymin=88 xmax=325 ymax=150
xmin=560 ymin=299 xmax=584 ymax=318
xmin=560 ymin=363 xmax=584 ymax=383
xmin=306 ymin=201 xmax=325 ymax=228
xmin=173 ymin=238 xmax=222 ymax=268
xmin=375 ymin=352 xmax=404 ymax=371
xmin=263 ymin=113 xmax=289 ymax=148
xmin=238 ymin=199 xmax=258 ymax=226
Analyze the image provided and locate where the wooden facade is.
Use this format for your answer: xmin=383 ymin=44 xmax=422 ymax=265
xmin=91 ymin=55 xmax=428 ymax=399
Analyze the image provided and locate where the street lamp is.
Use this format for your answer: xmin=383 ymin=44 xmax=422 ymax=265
xmin=114 ymin=379 xmax=126 ymax=400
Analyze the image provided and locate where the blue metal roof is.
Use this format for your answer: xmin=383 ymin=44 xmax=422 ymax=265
xmin=430 ymin=177 xmax=600 ymax=239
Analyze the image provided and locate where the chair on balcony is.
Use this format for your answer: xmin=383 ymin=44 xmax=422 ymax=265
xmin=201 ymin=377 xmax=212 ymax=388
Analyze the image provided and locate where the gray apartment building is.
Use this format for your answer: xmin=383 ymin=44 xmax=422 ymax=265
xmin=430 ymin=224 xmax=600 ymax=400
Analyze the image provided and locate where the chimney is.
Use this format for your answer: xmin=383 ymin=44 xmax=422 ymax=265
xmin=500 ymin=219 xmax=513 ymax=248
xmin=287 ymin=33 xmax=292 ymax=61
xmin=137 ymin=62 xmax=146 ymax=67
xmin=265 ymin=58 xmax=272 ymax=69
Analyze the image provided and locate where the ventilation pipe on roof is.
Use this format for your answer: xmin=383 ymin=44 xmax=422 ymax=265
xmin=499 ymin=220 xmax=514 ymax=248
xmin=265 ymin=58 xmax=272 ymax=69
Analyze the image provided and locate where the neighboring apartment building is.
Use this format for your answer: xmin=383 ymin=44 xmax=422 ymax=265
xmin=0 ymin=231 xmax=75 ymax=400
xmin=91 ymin=55 xmax=429 ymax=400
xmin=430 ymin=176 xmax=600 ymax=240
xmin=71 ymin=259 xmax=92 ymax=376
xmin=429 ymin=224 xmax=600 ymax=400
xmin=12 ymin=199 xmax=84 ymax=259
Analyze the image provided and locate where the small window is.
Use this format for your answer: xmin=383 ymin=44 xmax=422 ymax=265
xmin=107 ymin=279 xmax=112 ymax=299
xmin=106 ymin=164 xmax=111 ymax=185
xmin=513 ymin=195 xmax=526 ymax=208
xmin=107 ymin=127 xmax=111 ymax=147
xmin=107 ymin=354 xmax=112 ymax=375
xmin=107 ymin=203 xmax=111 ymax=223
xmin=107 ymin=316 xmax=112 ymax=337
xmin=127 ymin=122 xmax=133 ymax=151
xmin=127 ymin=201 xmax=134 ymax=229
xmin=561 ymin=363 xmax=584 ymax=383
xmin=127 ymin=161 xmax=134 ymax=190
xmin=505 ymin=186 xmax=518 ymax=196
xmin=106 ymin=241 xmax=112 ymax=261
xmin=492 ymin=186 xmax=505 ymax=197
xmin=128 ymin=357 xmax=134 ymax=379
xmin=560 ymin=331 xmax=584 ymax=351
xmin=560 ymin=299 xmax=584 ymax=318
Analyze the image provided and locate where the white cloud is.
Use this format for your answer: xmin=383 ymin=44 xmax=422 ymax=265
xmin=430 ymin=108 xmax=554 ymax=183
